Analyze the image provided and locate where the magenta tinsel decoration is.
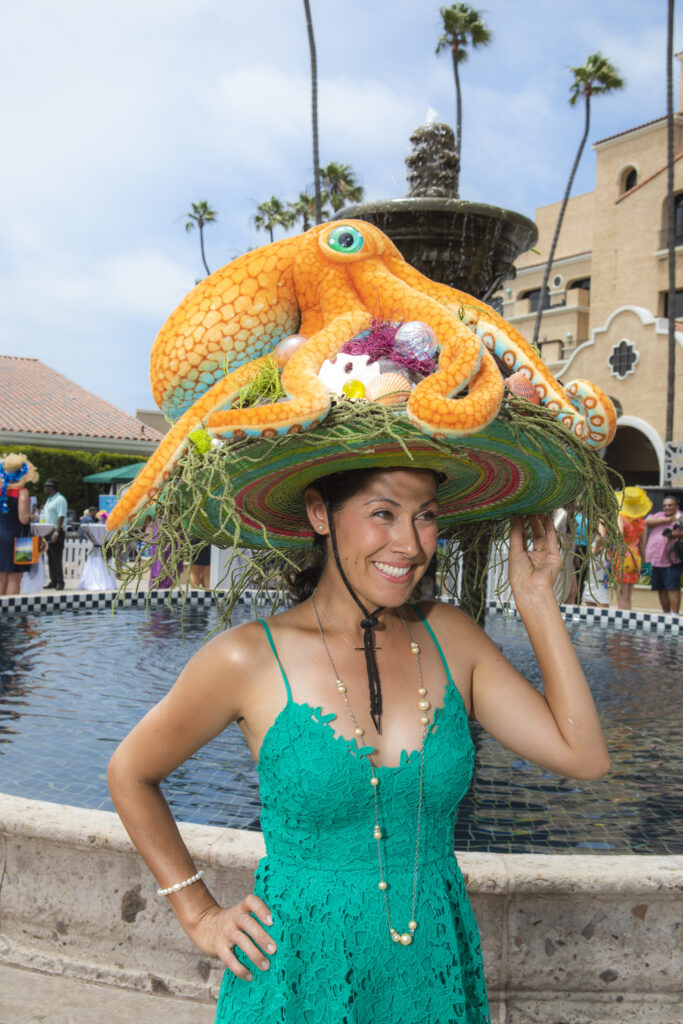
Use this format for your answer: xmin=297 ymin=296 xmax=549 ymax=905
xmin=340 ymin=319 xmax=437 ymax=377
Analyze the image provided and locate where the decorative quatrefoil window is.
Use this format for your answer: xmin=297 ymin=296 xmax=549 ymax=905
xmin=608 ymin=339 xmax=639 ymax=380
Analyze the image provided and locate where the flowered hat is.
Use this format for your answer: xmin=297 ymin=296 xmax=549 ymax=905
xmin=106 ymin=220 xmax=620 ymax=596
xmin=0 ymin=453 xmax=39 ymax=515
xmin=615 ymin=486 xmax=653 ymax=520
xmin=0 ymin=453 xmax=39 ymax=488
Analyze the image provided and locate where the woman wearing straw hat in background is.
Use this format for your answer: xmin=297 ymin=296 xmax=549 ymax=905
xmin=612 ymin=486 xmax=652 ymax=611
xmin=0 ymin=453 xmax=39 ymax=596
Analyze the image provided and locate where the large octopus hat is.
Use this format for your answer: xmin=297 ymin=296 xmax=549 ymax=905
xmin=107 ymin=219 xmax=617 ymax=549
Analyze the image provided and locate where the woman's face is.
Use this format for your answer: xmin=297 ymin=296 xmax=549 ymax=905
xmin=308 ymin=468 xmax=439 ymax=608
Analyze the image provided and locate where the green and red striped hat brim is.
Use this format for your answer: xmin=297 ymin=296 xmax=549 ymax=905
xmin=191 ymin=414 xmax=586 ymax=550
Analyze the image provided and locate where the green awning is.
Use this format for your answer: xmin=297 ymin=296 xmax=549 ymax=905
xmin=83 ymin=463 xmax=145 ymax=484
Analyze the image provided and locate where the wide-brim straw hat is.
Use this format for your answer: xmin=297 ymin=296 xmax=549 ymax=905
xmin=615 ymin=486 xmax=653 ymax=520
xmin=176 ymin=402 xmax=605 ymax=551
xmin=0 ymin=453 xmax=39 ymax=487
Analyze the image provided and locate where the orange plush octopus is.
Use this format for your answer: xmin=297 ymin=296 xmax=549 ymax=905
xmin=108 ymin=220 xmax=616 ymax=531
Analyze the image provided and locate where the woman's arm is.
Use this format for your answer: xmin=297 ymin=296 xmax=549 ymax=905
xmin=638 ymin=525 xmax=647 ymax=561
xmin=108 ymin=622 xmax=277 ymax=981
xmin=466 ymin=515 xmax=609 ymax=780
xmin=17 ymin=488 xmax=30 ymax=525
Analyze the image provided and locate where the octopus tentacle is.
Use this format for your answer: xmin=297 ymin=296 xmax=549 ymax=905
xmin=563 ymin=379 xmax=618 ymax=447
xmin=106 ymin=357 xmax=273 ymax=530
xmin=354 ymin=260 xmax=506 ymax=435
xmin=208 ymin=310 xmax=373 ymax=439
xmin=152 ymin=238 xmax=300 ymax=422
xmin=460 ymin=307 xmax=616 ymax=447
xmin=351 ymin=261 xmax=484 ymax=395
xmin=408 ymin=348 xmax=504 ymax=439
xmin=386 ymin=256 xmax=616 ymax=447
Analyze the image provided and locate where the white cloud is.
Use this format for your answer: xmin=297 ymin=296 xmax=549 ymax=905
xmin=0 ymin=0 xmax=680 ymax=414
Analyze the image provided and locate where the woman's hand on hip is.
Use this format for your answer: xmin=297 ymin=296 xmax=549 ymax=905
xmin=509 ymin=515 xmax=562 ymax=603
xmin=190 ymin=894 xmax=276 ymax=981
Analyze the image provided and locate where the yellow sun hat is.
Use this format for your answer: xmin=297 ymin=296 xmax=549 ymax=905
xmin=615 ymin=486 xmax=653 ymax=520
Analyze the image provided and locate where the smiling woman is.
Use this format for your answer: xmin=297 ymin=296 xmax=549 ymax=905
xmin=106 ymin=222 xmax=618 ymax=1024
xmin=108 ymin=463 xmax=611 ymax=1024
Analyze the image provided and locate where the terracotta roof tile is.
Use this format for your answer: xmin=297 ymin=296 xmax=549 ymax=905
xmin=0 ymin=356 xmax=163 ymax=443
xmin=594 ymin=116 xmax=667 ymax=146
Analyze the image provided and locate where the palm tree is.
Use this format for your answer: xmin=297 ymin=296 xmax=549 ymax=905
xmin=436 ymin=4 xmax=492 ymax=197
xmin=302 ymin=0 xmax=323 ymax=225
xmin=319 ymin=162 xmax=364 ymax=213
xmin=185 ymin=200 xmax=217 ymax=277
xmin=289 ymin=191 xmax=320 ymax=232
xmin=532 ymin=53 xmax=625 ymax=346
xmin=665 ymin=0 xmax=676 ymax=443
xmin=253 ymin=197 xmax=295 ymax=243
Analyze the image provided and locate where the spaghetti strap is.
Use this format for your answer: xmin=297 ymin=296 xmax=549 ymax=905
xmin=257 ymin=619 xmax=293 ymax=701
xmin=409 ymin=604 xmax=455 ymax=686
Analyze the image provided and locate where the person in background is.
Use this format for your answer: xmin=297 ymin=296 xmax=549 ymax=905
xmin=0 ymin=454 xmax=39 ymax=596
xmin=645 ymin=494 xmax=683 ymax=614
xmin=572 ymin=507 xmax=589 ymax=604
xmin=78 ymin=506 xmax=98 ymax=540
xmin=43 ymin=478 xmax=68 ymax=590
xmin=612 ymin=487 xmax=652 ymax=611
xmin=190 ymin=538 xmax=212 ymax=588
xmin=584 ymin=523 xmax=610 ymax=608
xmin=551 ymin=506 xmax=577 ymax=605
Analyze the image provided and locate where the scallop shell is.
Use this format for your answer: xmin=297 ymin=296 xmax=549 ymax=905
xmin=504 ymin=370 xmax=541 ymax=405
xmin=366 ymin=372 xmax=412 ymax=405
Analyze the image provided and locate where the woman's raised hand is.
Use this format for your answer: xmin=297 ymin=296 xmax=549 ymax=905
xmin=189 ymin=894 xmax=276 ymax=981
xmin=508 ymin=515 xmax=562 ymax=602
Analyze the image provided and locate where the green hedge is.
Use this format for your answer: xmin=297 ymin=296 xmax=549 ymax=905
xmin=1 ymin=446 xmax=145 ymax=513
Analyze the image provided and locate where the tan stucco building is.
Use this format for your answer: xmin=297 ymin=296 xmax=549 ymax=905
xmin=494 ymin=59 xmax=683 ymax=486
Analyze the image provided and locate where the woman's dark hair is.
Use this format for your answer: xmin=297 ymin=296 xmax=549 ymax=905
xmin=283 ymin=467 xmax=442 ymax=603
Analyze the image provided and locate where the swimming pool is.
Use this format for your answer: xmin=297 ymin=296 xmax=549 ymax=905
xmin=0 ymin=597 xmax=680 ymax=855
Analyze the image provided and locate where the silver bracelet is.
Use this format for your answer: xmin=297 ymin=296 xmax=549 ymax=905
xmin=156 ymin=869 xmax=204 ymax=896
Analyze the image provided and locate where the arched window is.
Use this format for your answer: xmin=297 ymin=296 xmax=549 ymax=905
xmin=623 ymin=168 xmax=637 ymax=192
xmin=520 ymin=288 xmax=552 ymax=313
xmin=568 ymin=277 xmax=591 ymax=292
xmin=675 ymin=194 xmax=683 ymax=246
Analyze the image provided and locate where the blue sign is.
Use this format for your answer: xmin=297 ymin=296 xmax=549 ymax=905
xmin=99 ymin=494 xmax=118 ymax=514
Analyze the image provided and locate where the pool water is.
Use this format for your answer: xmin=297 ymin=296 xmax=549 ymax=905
xmin=0 ymin=604 xmax=680 ymax=855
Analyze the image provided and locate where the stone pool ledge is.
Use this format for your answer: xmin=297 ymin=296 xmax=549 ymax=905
xmin=0 ymin=794 xmax=680 ymax=1023
xmin=2 ymin=587 xmax=681 ymax=636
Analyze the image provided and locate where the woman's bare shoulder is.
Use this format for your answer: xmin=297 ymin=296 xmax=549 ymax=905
xmin=199 ymin=618 xmax=272 ymax=672
xmin=413 ymin=598 xmax=481 ymax=632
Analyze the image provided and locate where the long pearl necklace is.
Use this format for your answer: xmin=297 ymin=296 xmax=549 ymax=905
xmin=312 ymin=595 xmax=429 ymax=947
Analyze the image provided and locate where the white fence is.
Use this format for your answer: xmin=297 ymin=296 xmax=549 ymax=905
xmin=36 ymin=538 xmax=90 ymax=581
xmin=63 ymin=538 xmax=89 ymax=579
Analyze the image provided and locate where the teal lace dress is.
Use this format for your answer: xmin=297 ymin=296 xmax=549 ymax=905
xmin=215 ymin=610 xmax=490 ymax=1024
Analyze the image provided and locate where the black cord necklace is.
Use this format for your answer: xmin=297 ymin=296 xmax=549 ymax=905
xmin=322 ymin=491 xmax=385 ymax=734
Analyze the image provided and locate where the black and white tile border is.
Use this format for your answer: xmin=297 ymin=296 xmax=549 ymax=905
xmin=486 ymin=599 xmax=681 ymax=635
xmin=1 ymin=589 xmax=680 ymax=634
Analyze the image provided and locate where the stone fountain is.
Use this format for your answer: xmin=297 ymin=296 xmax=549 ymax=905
xmin=340 ymin=113 xmax=538 ymax=619
xmin=339 ymin=110 xmax=537 ymax=301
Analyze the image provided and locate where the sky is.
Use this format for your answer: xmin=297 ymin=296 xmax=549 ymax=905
xmin=1 ymin=0 xmax=679 ymax=419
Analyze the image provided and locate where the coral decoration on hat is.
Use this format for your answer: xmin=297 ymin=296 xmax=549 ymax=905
xmin=615 ymin=486 xmax=653 ymax=520
xmin=105 ymin=219 xmax=618 ymax=544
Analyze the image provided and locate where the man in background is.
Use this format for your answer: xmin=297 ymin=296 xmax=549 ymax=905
xmin=43 ymin=478 xmax=68 ymax=590
xmin=645 ymin=494 xmax=683 ymax=614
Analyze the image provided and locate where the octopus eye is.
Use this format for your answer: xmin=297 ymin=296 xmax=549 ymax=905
xmin=328 ymin=225 xmax=364 ymax=254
